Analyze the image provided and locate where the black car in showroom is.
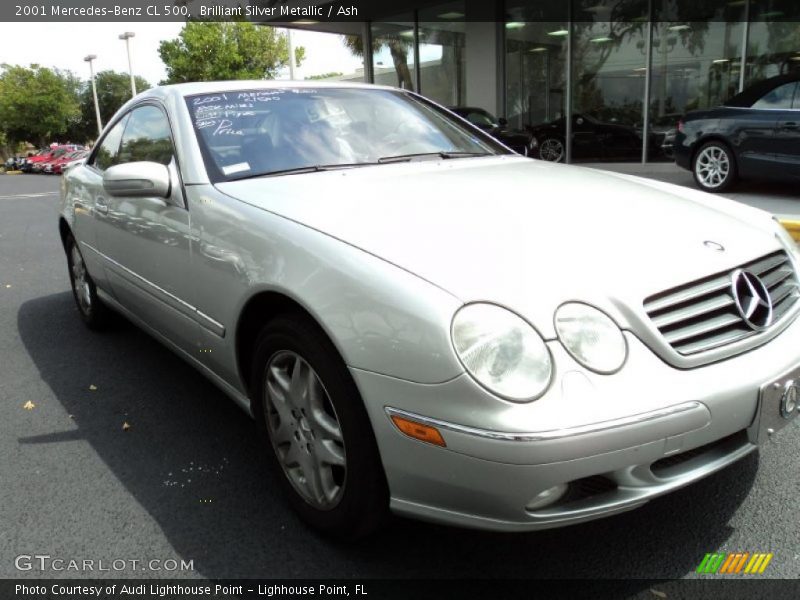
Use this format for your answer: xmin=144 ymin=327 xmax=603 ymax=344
xmin=675 ymin=73 xmax=800 ymax=192
xmin=527 ymin=113 xmax=654 ymax=163
xmin=448 ymin=106 xmax=532 ymax=156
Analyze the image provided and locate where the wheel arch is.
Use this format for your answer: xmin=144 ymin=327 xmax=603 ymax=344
xmin=58 ymin=217 xmax=72 ymax=253
xmin=235 ymin=289 xmax=350 ymax=397
xmin=690 ymin=135 xmax=738 ymax=171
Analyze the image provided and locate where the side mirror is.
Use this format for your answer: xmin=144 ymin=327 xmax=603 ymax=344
xmin=498 ymin=117 xmax=508 ymax=127
xmin=102 ymin=161 xmax=171 ymax=198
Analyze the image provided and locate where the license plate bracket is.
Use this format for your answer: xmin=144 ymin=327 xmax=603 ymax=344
xmin=749 ymin=365 xmax=800 ymax=445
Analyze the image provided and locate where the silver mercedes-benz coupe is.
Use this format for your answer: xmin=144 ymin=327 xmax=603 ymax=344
xmin=59 ymin=81 xmax=799 ymax=538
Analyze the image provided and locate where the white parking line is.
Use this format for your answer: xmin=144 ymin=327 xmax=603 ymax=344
xmin=0 ymin=192 xmax=59 ymax=200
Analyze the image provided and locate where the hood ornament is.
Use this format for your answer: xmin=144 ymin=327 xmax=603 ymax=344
xmin=731 ymin=269 xmax=773 ymax=330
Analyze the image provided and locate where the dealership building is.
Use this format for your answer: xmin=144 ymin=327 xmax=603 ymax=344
xmin=278 ymin=0 xmax=800 ymax=163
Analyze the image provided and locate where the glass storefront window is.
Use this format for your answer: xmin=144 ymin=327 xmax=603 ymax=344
xmin=648 ymin=1 xmax=745 ymax=161
xmin=746 ymin=0 xmax=800 ymax=84
xmin=418 ymin=3 xmax=467 ymax=107
xmin=371 ymin=18 xmax=417 ymax=91
xmin=505 ymin=3 xmax=568 ymax=161
xmin=571 ymin=0 xmax=649 ymax=163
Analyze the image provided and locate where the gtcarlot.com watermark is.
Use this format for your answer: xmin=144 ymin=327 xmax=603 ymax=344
xmin=15 ymin=554 xmax=194 ymax=573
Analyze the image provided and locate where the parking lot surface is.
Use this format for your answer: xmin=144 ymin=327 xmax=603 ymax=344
xmin=1 ymin=173 xmax=798 ymax=582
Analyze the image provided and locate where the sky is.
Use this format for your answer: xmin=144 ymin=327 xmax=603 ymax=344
xmin=0 ymin=22 xmax=365 ymax=85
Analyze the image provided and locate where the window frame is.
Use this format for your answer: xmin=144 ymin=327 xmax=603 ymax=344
xmin=86 ymin=99 xmax=188 ymax=210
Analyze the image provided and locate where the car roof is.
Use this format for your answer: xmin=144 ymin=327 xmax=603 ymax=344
xmin=724 ymin=72 xmax=800 ymax=107
xmin=138 ymin=79 xmax=398 ymax=102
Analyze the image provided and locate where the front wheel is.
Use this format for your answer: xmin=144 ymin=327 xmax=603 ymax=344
xmin=66 ymin=234 xmax=110 ymax=329
xmin=251 ymin=315 xmax=389 ymax=539
xmin=693 ymin=141 xmax=737 ymax=192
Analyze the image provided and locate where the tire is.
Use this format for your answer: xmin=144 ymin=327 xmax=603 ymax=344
xmin=692 ymin=141 xmax=737 ymax=193
xmin=250 ymin=314 xmax=389 ymax=539
xmin=65 ymin=234 xmax=111 ymax=330
xmin=538 ymin=137 xmax=565 ymax=162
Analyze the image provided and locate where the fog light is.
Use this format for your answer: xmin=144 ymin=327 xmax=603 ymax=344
xmin=525 ymin=483 xmax=568 ymax=511
xmin=780 ymin=381 xmax=798 ymax=419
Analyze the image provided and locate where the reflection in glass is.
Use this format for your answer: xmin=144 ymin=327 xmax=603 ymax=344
xmin=119 ymin=105 xmax=175 ymax=166
xmin=649 ymin=1 xmax=745 ymax=161
xmin=418 ymin=2 xmax=467 ymax=107
xmin=570 ymin=0 xmax=648 ymax=163
xmin=746 ymin=0 xmax=800 ymax=84
xmin=505 ymin=3 xmax=568 ymax=162
xmin=371 ymin=19 xmax=416 ymax=91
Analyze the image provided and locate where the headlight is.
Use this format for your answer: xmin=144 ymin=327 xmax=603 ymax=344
xmin=555 ymin=303 xmax=627 ymax=374
xmin=452 ymin=303 xmax=552 ymax=402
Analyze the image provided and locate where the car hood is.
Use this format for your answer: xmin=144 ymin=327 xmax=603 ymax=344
xmin=216 ymin=156 xmax=779 ymax=337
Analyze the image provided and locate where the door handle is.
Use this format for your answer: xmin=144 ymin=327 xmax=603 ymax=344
xmin=95 ymin=197 xmax=108 ymax=215
xmin=781 ymin=121 xmax=798 ymax=130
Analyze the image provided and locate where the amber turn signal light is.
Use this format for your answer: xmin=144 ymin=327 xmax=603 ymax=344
xmin=390 ymin=415 xmax=446 ymax=447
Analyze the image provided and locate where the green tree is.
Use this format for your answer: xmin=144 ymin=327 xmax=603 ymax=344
xmin=158 ymin=22 xmax=305 ymax=83
xmin=305 ymin=72 xmax=344 ymax=81
xmin=67 ymin=70 xmax=151 ymax=142
xmin=0 ymin=64 xmax=80 ymax=147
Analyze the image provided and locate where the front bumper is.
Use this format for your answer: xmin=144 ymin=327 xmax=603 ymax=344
xmin=353 ymin=315 xmax=800 ymax=531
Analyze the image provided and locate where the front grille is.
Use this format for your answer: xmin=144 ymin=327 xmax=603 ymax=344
xmin=644 ymin=251 xmax=799 ymax=355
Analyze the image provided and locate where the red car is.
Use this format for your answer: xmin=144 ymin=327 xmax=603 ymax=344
xmin=49 ymin=150 xmax=89 ymax=175
xmin=24 ymin=145 xmax=82 ymax=173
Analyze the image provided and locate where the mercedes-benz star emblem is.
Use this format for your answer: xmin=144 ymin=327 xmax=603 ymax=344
xmin=731 ymin=269 xmax=773 ymax=330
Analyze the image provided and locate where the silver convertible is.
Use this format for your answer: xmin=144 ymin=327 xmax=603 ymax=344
xmin=59 ymin=81 xmax=800 ymax=538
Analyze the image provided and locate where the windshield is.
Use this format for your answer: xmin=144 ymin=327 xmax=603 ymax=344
xmin=186 ymin=87 xmax=504 ymax=182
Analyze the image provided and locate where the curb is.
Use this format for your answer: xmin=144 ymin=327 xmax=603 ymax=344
xmin=3 ymin=170 xmax=23 ymax=175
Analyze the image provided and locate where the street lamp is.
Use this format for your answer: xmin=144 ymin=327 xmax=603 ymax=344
xmin=84 ymin=54 xmax=103 ymax=137
xmin=287 ymin=28 xmax=296 ymax=80
xmin=119 ymin=31 xmax=136 ymax=97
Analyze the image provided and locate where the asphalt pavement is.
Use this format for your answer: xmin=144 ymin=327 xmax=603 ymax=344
xmin=586 ymin=161 xmax=800 ymax=217
xmin=1 ymin=173 xmax=798 ymax=584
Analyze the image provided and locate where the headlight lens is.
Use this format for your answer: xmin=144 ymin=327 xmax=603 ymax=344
xmin=452 ymin=303 xmax=552 ymax=402
xmin=555 ymin=303 xmax=627 ymax=374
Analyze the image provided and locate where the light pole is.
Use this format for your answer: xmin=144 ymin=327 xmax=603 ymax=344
xmin=287 ymin=28 xmax=296 ymax=80
xmin=119 ymin=31 xmax=136 ymax=97
xmin=84 ymin=54 xmax=103 ymax=137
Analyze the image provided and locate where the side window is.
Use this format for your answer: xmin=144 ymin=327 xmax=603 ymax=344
xmin=92 ymin=115 xmax=129 ymax=171
xmin=466 ymin=111 xmax=495 ymax=128
xmin=752 ymin=82 xmax=798 ymax=110
xmin=118 ymin=105 xmax=175 ymax=166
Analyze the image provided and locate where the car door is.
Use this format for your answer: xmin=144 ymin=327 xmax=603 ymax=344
xmin=769 ymin=82 xmax=800 ymax=179
xmin=71 ymin=114 xmax=130 ymax=291
xmin=571 ymin=115 xmax=597 ymax=159
xmin=728 ymin=83 xmax=797 ymax=178
xmin=94 ymin=103 xmax=199 ymax=354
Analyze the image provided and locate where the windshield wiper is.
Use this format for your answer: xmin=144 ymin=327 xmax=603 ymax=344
xmin=228 ymin=162 xmax=380 ymax=181
xmin=378 ymin=151 xmax=491 ymax=164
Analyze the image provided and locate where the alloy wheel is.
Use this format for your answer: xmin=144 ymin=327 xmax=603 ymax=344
xmin=264 ymin=350 xmax=347 ymax=510
xmin=539 ymin=138 xmax=564 ymax=162
xmin=695 ymin=145 xmax=730 ymax=189
xmin=70 ymin=245 xmax=92 ymax=315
